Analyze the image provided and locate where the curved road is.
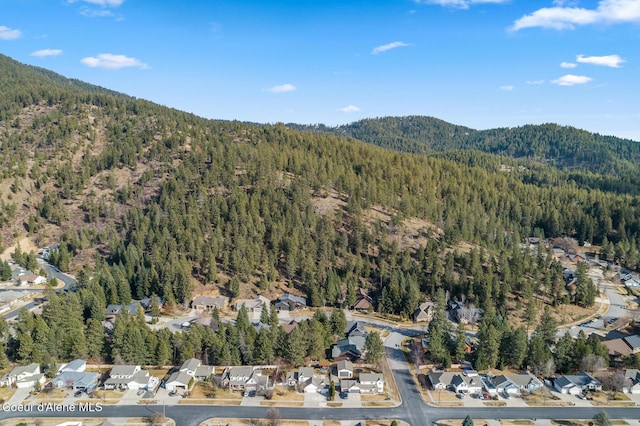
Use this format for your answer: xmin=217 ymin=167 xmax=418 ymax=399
xmin=2 ymin=259 xmax=76 ymax=320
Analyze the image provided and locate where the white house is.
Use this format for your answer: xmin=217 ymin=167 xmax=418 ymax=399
xmin=335 ymin=360 xmax=354 ymax=379
xmin=358 ymin=373 xmax=385 ymax=394
xmin=623 ymin=370 xmax=640 ymax=394
xmin=165 ymin=372 xmax=192 ymax=392
xmin=303 ymin=375 xmax=330 ymax=394
xmin=554 ymin=372 xmax=602 ymax=395
xmin=104 ymin=365 xmax=151 ymax=390
xmin=179 ymin=358 xmax=201 ymax=376
xmin=0 ymin=363 xmax=45 ymax=389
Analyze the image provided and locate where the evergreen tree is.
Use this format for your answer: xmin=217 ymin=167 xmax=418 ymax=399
xmin=462 ymin=416 xmax=474 ymax=426
xmin=593 ymin=411 xmax=612 ymax=426
xmin=364 ymin=331 xmax=385 ymax=363
xmin=454 ymin=323 xmax=467 ymax=363
xmin=329 ymin=308 xmax=347 ymax=337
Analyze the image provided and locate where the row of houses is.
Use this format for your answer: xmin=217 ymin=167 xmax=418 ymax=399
xmin=426 ymin=368 xmax=626 ymax=397
xmin=0 ymin=359 xmax=98 ymax=392
xmin=284 ymin=361 xmax=384 ymax=395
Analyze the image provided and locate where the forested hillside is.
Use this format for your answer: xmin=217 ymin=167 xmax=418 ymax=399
xmin=0 ymin=54 xmax=637 ymax=368
xmin=291 ymin=116 xmax=640 ymax=195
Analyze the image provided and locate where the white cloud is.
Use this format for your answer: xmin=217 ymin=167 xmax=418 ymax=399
xmin=500 ymin=85 xmax=515 ymax=91
xmin=267 ymin=84 xmax=297 ymax=93
xmin=80 ymin=53 xmax=148 ymax=70
xmin=576 ymin=54 xmax=625 ymax=68
xmin=371 ymin=41 xmax=410 ymax=55
xmin=30 ymin=49 xmax=63 ymax=57
xmin=70 ymin=0 xmax=125 ymax=6
xmin=413 ymin=0 xmax=508 ymax=9
xmin=526 ymin=80 xmax=545 ymax=85
xmin=339 ymin=105 xmax=361 ymax=113
xmin=561 ymin=61 xmax=577 ymax=68
xmin=80 ymin=7 xmax=114 ymax=17
xmin=0 ymin=26 xmax=21 ymax=40
xmin=551 ymin=74 xmax=593 ymax=86
xmin=512 ymin=0 xmax=640 ymax=31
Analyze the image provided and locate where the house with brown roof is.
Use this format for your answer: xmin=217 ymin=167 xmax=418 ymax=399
xmin=413 ymin=301 xmax=435 ymax=323
xmin=282 ymin=320 xmax=299 ymax=335
xmin=191 ymin=296 xmax=227 ymax=312
xmin=353 ymin=288 xmax=373 ymax=312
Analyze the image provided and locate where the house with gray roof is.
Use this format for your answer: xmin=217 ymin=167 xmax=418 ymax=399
xmin=274 ymin=293 xmax=307 ymax=311
xmin=104 ymin=365 xmax=151 ymax=390
xmin=554 ymin=372 xmax=602 ymax=395
xmin=623 ymin=369 xmax=640 ymax=394
xmin=180 ymin=358 xmax=202 ymax=376
xmin=0 ymin=363 xmax=45 ymax=389
xmin=165 ymin=371 xmax=192 ymax=392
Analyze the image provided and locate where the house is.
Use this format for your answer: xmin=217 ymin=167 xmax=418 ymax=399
xmin=285 ymin=371 xmax=298 ymax=387
xmin=303 ymin=375 xmax=330 ymax=394
xmin=298 ymin=367 xmax=315 ymax=387
xmin=345 ymin=321 xmax=367 ymax=338
xmin=413 ymin=301 xmax=435 ymax=323
xmin=17 ymin=273 xmax=47 ymax=286
xmin=180 ymin=358 xmax=202 ymax=376
xmin=223 ymin=366 xmax=253 ymax=390
xmin=602 ymin=338 xmax=633 ymax=361
xmin=103 ymin=365 xmax=151 ymax=390
xmin=274 ymin=293 xmax=307 ymax=311
xmin=244 ymin=369 xmax=270 ymax=393
xmin=282 ymin=320 xmax=299 ymax=335
xmin=489 ymin=372 xmax=542 ymax=396
xmin=234 ymin=295 xmax=271 ymax=320
xmin=623 ymin=370 xmax=640 ymax=394
xmin=194 ymin=366 xmax=215 ymax=381
xmin=191 ymin=296 xmax=227 ymax=312
xmin=449 ymin=301 xmax=481 ymax=325
xmin=359 ymin=373 xmax=385 ymax=394
xmin=426 ymin=369 xmax=481 ymax=394
xmin=340 ymin=379 xmax=360 ymax=393
xmin=59 ymin=359 xmax=87 ymax=373
xmin=623 ymin=335 xmax=640 ymax=354
xmin=353 ymin=288 xmax=373 ymax=312
xmin=105 ymin=302 xmax=143 ymax=320
xmin=332 ymin=336 xmax=366 ymax=361
xmin=165 ymin=372 xmax=192 ymax=392
xmin=335 ymin=360 xmax=354 ymax=379
xmin=0 ymin=290 xmax=30 ymax=314
xmin=554 ymin=372 xmax=602 ymax=394
xmin=0 ymin=363 xmax=45 ymax=389
xmin=49 ymin=359 xmax=97 ymax=391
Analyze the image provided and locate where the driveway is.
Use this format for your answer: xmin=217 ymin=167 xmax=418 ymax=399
xmin=6 ymin=388 xmax=31 ymax=405
xmin=303 ymin=391 xmax=326 ymax=407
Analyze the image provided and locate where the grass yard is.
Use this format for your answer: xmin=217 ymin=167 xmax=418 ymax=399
xmin=0 ymin=386 xmax=15 ymax=401
xmin=271 ymin=388 xmax=305 ymax=401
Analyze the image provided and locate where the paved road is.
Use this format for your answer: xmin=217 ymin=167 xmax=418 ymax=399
xmin=1 ymin=401 xmax=639 ymax=426
xmin=559 ymin=280 xmax=629 ymax=338
xmin=2 ymin=259 xmax=76 ymax=320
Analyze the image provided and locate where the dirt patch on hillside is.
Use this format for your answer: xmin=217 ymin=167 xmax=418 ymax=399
xmin=0 ymin=236 xmax=39 ymax=261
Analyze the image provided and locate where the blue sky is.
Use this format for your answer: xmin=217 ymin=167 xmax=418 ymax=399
xmin=1 ymin=0 xmax=639 ymax=140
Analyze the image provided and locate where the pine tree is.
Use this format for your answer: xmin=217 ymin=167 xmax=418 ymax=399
xmin=329 ymin=308 xmax=347 ymax=337
xmin=462 ymin=416 xmax=474 ymax=426
xmin=364 ymin=331 xmax=385 ymax=363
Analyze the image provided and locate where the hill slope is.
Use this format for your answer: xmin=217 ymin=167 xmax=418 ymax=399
xmin=1 ymin=53 xmax=640 ymax=316
xmin=291 ymin=116 xmax=640 ymax=180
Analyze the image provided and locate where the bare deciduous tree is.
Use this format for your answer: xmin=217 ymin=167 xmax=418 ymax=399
xmin=266 ymin=407 xmax=282 ymax=426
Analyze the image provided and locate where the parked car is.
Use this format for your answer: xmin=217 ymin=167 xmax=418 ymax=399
xmin=74 ymin=390 xmax=83 ymax=397
xmin=169 ymin=390 xmax=177 ymax=397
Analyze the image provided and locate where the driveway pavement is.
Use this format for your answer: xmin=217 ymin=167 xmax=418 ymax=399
xmin=6 ymin=388 xmax=31 ymax=405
